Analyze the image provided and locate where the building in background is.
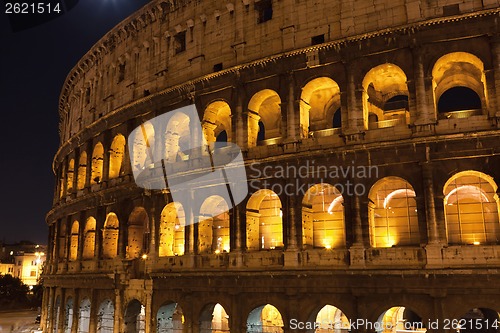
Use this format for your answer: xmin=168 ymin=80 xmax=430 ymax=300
xmin=0 ymin=242 xmax=46 ymax=288
xmin=43 ymin=0 xmax=500 ymax=332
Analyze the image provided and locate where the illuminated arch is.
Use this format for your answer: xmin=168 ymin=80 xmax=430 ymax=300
xmin=82 ymin=217 xmax=96 ymax=259
xmin=97 ymin=299 xmax=114 ymax=333
xmin=368 ymin=177 xmax=420 ymax=247
xmin=377 ymin=307 xmax=427 ymax=333
xmin=66 ymin=159 xmax=74 ymax=192
xmin=302 ymin=184 xmax=345 ymax=249
xmin=164 ymin=111 xmax=191 ymax=163
xmin=443 ymin=171 xmax=500 ymax=245
xmin=64 ymin=297 xmax=74 ymax=333
xmin=202 ymin=101 xmax=232 ymax=144
xmin=127 ymin=207 xmax=149 ymax=259
xmin=58 ymin=222 xmax=67 ymax=259
xmin=300 ymin=77 xmax=341 ymax=137
xmin=198 ymin=195 xmax=230 ymax=254
xmin=159 ymin=203 xmax=186 ymax=257
xmin=246 ymin=189 xmax=283 ymax=251
xmin=78 ymin=298 xmax=91 ymax=333
xmin=69 ymin=221 xmax=79 ymax=261
xmin=247 ymin=89 xmax=282 ymax=147
xmin=362 ymin=64 xmax=409 ymax=130
xmin=109 ymin=134 xmax=125 ymax=179
xmin=247 ymin=304 xmax=284 ymax=333
xmin=131 ymin=121 xmax=155 ymax=173
xmin=432 ymin=52 xmax=487 ymax=117
xmin=157 ymin=302 xmax=184 ymax=333
xmin=102 ymin=213 xmax=119 ymax=259
xmin=312 ymin=305 xmax=350 ymax=333
xmin=77 ymin=152 xmax=87 ymax=190
xmin=124 ymin=299 xmax=145 ymax=333
xmin=91 ymin=142 xmax=104 ymax=184
xmin=53 ymin=296 xmax=61 ymax=333
xmin=199 ymin=303 xmax=229 ymax=332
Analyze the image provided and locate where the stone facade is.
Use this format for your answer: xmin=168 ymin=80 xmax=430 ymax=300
xmin=44 ymin=0 xmax=500 ymax=332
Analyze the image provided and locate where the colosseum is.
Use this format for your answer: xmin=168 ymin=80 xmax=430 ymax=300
xmin=43 ymin=0 xmax=500 ymax=332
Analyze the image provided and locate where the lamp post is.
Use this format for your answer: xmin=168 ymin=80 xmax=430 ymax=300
xmin=34 ymin=251 xmax=45 ymax=282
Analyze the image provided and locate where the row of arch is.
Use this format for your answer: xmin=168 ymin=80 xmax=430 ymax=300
xmin=60 ymin=170 xmax=500 ymax=262
xmin=50 ymin=296 xmax=500 ymax=333
xmin=58 ymin=51 xmax=488 ymax=195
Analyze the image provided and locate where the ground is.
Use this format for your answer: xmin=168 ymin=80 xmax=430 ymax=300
xmin=0 ymin=309 xmax=41 ymax=333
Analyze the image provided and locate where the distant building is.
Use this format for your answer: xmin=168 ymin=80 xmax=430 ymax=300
xmin=0 ymin=242 xmax=46 ymax=287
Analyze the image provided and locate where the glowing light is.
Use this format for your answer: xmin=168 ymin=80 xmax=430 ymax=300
xmin=383 ymin=189 xmax=416 ymax=209
xmin=327 ymin=196 xmax=344 ymax=214
xmin=214 ymin=249 xmax=221 ymax=254
xmin=473 ymin=241 xmax=480 ymax=245
xmin=141 ymin=254 xmax=148 ymax=260
xmin=445 ymin=185 xmax=490 ymax=204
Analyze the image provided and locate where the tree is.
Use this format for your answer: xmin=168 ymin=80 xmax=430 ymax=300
xmin=0 ymin=274 xmax=29 ymax=308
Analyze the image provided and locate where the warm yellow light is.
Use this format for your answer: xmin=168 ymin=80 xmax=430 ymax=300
xmin=324 ymin=244 xmax=332 ymax=250
xmin=141 ymin=254 xmax=148 ymax=260
xmin=473 ymin=241 xmax=480 ymax=245
xmin=214 ymin=249 xmax=221 ymax=254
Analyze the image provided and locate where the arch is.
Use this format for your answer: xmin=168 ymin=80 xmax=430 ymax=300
xmin=91 ymin=142 xmax=104 ymax=184
xmin=156 ymin=302 xmax=184 ymax=333
xmin=311 ymin=305 xmax=350 ymax=333
xmin=248 ymin=89 xmax=282 ymax=147
xmin=368 ymin=177 xmax=420 ymax=247
xmin=124 ymin=299 xmax=145 ymax=333
xmin=64 ymin=297 xmax=74 ymax=333
xmin=362 ymin=64 xmax=409 ymax=130
xmin=458 ymin=308 xmax=500 ymax=333
xmin=58 ymin=222 xmax=67 ymax=259
xmin=302 ymin=184 xmax=345 ymax=249
xmin=69 ymin=221 xmax=79 ymax=261
xmin=53 ymin=296 xmax=61 ymax=333
xmin=247 ymin=304 xmax=284 ymax=332
xmin=198 ymin=195 xmax=230 ymax=254
xmin=97 ymin=299 xmax=114 ymax=333
xmin=203 ymin=101 xmax=232 ymax=144
xmin=78 ymin=298 xmax=91 ymax=333
xmin=77 ymin=152 xmax=87 ymax=190
xmin=199 ymin=303 xmax=229 ymax=333
xmin=332 ymin=108 xmax=342 ymax=128
xmin=159 ymin=203 xmax=186 ymax=257
xmin=165 ymin=111 xmax=191 ymax=162
xmin=127 ymin=207 xmax=150 ymax=258
xmin=131 ymin=121 xmax=155 ymax=173
xmin=109 ymin=134 xmax=126 ymax=179
xmin=432 ymin=52 xmax=486 ymax=119
xmin=300 ymin=77 xmax=341 ymax=137
xmin=443 ymin=171 xmax=500 ymax=245
xmin=82 ymin=217 xmax=96 ymax=259
xmin=246 ymin=189 xmax=283 ymax=251
xmin=216 ymin=130 xmax=228 ymax=146
xmin=67 ymin=159 xmax=74 ymax=192
xmin=376 ymin=307 xmax=427 ymax=333
xmin=102 ymin=213 xmax=119 ymax=259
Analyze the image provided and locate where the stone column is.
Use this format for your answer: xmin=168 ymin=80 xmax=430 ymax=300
xmin=286 ymin=73 xmax=298 ymax=141
xmin=71 ymin=290 xmax=79 ymax=333
xmin=349 ymin=192 xmax=366 ymax=267
xmin=284 ymin=195 xmax=299 ymax=267
xmin=346 ymin=65 xmax=363 ymax=131
xmin=113 ymin=286 xmax=122 ymax=333
xmin=488 ymin=35 xmax=500 ymax=118
xmin=57 ymin=288 xmax=66 ymax=333
xmin=233 ymin=86 xmax=247 ymax=150
xmin=88 ymin=289 xmax=98 ymax=333
xmin=412 ymin=46 xmax=436 ymax=126
xmin=144 ymin=281 xmax=153 ymax=333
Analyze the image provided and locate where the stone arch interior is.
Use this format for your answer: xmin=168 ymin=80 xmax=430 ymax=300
xmin=202 ymin=101 xmax=232 ymax=144
xmin=78 ymin=298 xmax=91 ymax=333
xmin=97 ymin=299 xmax=114 ymax=333
xmin=159 ymin=203 xmax=186 ymax=257
xmin=156 ymin=302 xmax=184 ymax=333
xmin=310 ymin=304 xmax=350 ymax=333
xmin=131 ymin=121 xmax=155 ymax=173
xmin=109 ymin=134 xmax=126 ymax=179
xmin=64 ymin=297 xmax=74 ymax=333
xmin=199 ymin=303 xmax=229 ymax=332
xmin=102 ymin=213 xmax=119 ymax=259
xmin=67 ymin=159 xmax=75 ymax=192
xmin=127 ymin=207 xmax=149 ymax=258
xmin=198 ymin=195 xmax=230 ymax=254
xmin=362 ymin=64 xmax=409 ymax=130
xmin=247 ymin=304 xmax=284 ymax=333
xmin=437 ymin=86 xmax=482 ymax=114
xmin=124 ymin=299 xmax=145 ymax=333
xmin=368 ymin=177 xmax=420 ymax=247
xmin=82 ymin=217 xmax=97 ymax=259
xmin=77 ymin=152 xmax=87 ymax=190
xmin=69 ymin=221 xmax=79 ymax=261
xmin=302 ymin=184 xmax=345 ymax=249
xmin=91 ymin=142 xmax=104 ymax=184
xmin=377 ymin=307 xmax=427 ymax=333
xmin=248 ymin=89 xmax=282 ymax=147
xmin=459 ymin=308 xmax=500 ymax=333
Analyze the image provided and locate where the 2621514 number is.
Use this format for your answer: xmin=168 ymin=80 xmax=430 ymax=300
xmin=5 ymin=2 xmax=61 ymax=14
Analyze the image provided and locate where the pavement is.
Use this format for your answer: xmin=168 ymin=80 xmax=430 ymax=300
xmin=0 ymin=310 xmax=41 ymax=333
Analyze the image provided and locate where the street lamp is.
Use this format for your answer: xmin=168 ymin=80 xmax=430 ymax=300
xmin=34 ymin=252 xmax=45 ymax=282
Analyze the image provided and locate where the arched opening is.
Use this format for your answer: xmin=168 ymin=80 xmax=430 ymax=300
xmin=257 ymin=121 xmax=266 ymax=143
xmin=77 ymin=152 xmax=87 ymax=190
xmin=311 ymin=305 xmax=350 ymax=333
xmin=91 ymin=142 xmax=104 ymax=184
xmin=53 ymin=296 xmax=61 ymax=333
xmin=102 ymin=213 xmax=119 ymax=259
xmin=459 ymin=308 xmax=500 ymax=333
xmin=247 ymin=304 xmax=284 ymax=332
xmin=443 ymin=171 xmax=500 ymax=245
xmin=130 ymin=121 xmax=155 ymax=173
xmin=216 ymin=130 xmax=228 ymax=146
xmin=332 ymin=108 xmax=341 ymax=129
xmin=200 ymin=303 xmax=229 ymax=333
xmin=432 ymin=52 xmax=487 ymax=119
xmin=78 ymin=298 xmax=91 ymax=333
xmin=127 ymin=207 xmax=149 ymax=259
xmin=69 ymin=221 xmax=79 ymax=261
xmin=124 ymin=300 xmax=145 ymax=333
xmin=58 ymin=222 xmax=67 ymax=259
xmin=67 ymin=159 xmax=74 ymax=192
xmin=82 ymin=217 xmax=96 ymax=260
xmin=159 ymin=203 xmax=186 ymax=257
xmin=109 ymin=134 xmax=125 ymax=179
xmin=362 ymin=64 xmax=409 ymax=130
xmin=156 ymin=302 xmax=184 ymax=333
xmin=248 ymin=89 xmax=281 ymax=147
xmin=302 ymin=184 xmax=345 ymax=249
xmin=246 ymin=189 xmax=283 ymax=251
xmin=203 ymin=101 xmax=232 ymax=144
xmin=64 ymin=298 xmax=74 ymax=333
xmin=97 ymin=299 xmax=114 ymax=333
xmin=377 ymin=307 xmax=427 ymax=333
xmin=300 ymin=77 xmax=341 ymax=137
xmin=165 ymin=112 xmax=191 ymax=162
xmin=368 ymin=177 xmax=420 ymax=247
xmin=198 ymin=196 xmax=230 ymax=254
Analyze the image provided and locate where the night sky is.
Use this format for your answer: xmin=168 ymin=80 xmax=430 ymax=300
xmin=0 ymin=0 xmax=151 ymax=244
